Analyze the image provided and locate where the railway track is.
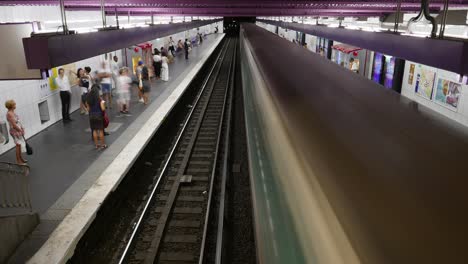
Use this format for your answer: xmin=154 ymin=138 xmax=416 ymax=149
xmin=119 ymin=37 xmax=237 ymax=264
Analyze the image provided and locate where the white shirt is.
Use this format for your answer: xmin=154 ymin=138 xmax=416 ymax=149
xmin=168 ymin=38 xmax=175 ymax=46
xmin=98 ymin=66 xmax=111 ymax=84
xmin=55 ymin=75 xmax=71 ymax=92
xmin=153 ymin=55 xmax=162 ymax=62
xmin=111 ymin=61 xmax=119 ymax=76
xmin=117 ymin=76 xmax=132 ymax=93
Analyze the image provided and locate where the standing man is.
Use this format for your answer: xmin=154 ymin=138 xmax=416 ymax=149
xmin=111 ymin=55 xmax=120 ymax=95
xmin=56 ymin=68 xmax=73 ymax=122
xmin=184 ymin=38 xmax=190 ymax=60
xmin=168 ymin=36 xmax=176 ymax=57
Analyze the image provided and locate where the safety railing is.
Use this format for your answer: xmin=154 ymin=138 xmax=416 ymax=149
xmin=0 ymin=162 xmax=32 ymax=217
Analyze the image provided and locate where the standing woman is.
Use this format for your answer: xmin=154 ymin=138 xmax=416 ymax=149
xmin=86 ymin=85 xmax=107 ymax=149
xmin=161 ymin=55 xmax=169 ymax=82
xmin=141 ymin=65 xmax=151 ymax=105
xmin=5 ymin=100 xmax=26 ymax=164
xmin=77 ymin=68 xmax=90 ymax=115
xmin=136 ymin=61 xmax=144 ymax=103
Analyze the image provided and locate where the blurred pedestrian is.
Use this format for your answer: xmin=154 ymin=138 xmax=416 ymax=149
xmin=177 ymin=40 xmax=184 ymax=53
xmin=5 ymin=100 xmax=26 ymax=164
xmin=161 ymin=54 xmax=169 ymax=82
xmin=86 ymin=85 xmax=107 ymax=150
xmin=98 ymin=61 xmax=112 ymax=109
xmin=117 ymin=67 xmax=132 ymax=114
xmin=55 ymin=68 xmax=72 ymax=122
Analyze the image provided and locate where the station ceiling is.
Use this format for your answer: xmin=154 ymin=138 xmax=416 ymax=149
xmin=2 ymin=0 xmax=468 ymax=17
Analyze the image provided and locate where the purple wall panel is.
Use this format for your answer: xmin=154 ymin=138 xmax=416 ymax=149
xmin=23 ymin=19 xmax=220 ymax=69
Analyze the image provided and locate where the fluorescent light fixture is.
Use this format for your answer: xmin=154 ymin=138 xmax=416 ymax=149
xmin=345 ymin=25 xmax=359 ymax=30
xmin=44 ymin=19 xmax=101 ymax=24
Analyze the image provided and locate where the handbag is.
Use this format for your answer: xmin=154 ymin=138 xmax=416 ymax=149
xmin=22 ymin=135 xmax=33 ymax=155
xmin=103 ymin=110 xmax=110 ymax=128
xmin=138 ymin=77 xmax=143 ymax=91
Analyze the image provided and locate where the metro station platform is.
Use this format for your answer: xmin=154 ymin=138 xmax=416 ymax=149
xmin=4 ymin=33 xmax=224 ymax=264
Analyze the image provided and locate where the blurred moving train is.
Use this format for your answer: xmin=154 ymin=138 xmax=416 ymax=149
xmin=240 ymin=23 xmax=468 ymax=264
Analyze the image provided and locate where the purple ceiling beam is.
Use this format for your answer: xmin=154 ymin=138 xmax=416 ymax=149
xmin=259 ymin=19 xmax=468 ymax=75
xmin=22 ymin=19 xmax=220 ymax=69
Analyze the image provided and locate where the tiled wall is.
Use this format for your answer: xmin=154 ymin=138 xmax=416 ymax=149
xmin=0 ymin=50 xmax=122 ymax=155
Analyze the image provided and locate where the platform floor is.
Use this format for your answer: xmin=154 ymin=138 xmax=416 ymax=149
xmin=5 ymin=33 xmax=223 ymax=264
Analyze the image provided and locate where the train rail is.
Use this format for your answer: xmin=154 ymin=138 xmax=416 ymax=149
xmin=118 ymin=37 xmax=237 ymax=264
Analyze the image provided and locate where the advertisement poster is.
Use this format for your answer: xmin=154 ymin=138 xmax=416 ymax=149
xmin=434 ymin=79 xmax=462 ymax=110
xmin=415 ymin=67 xmax=436 ymax=100
xmin=384 ymin=56 xmax=395 ymax=89
xmin=48 ymin=63 xmax=77 ymax=91
xmin=372 ymin=53 xmax=383 ymax=84
xmin=132 ymin=56 xmax=142 ymax=75
xmin=408 ymin=64 xmax=415 ymax=85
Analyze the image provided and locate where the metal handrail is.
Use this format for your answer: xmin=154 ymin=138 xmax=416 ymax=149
xmin=0 ymin=162 xmax=32 ymax=217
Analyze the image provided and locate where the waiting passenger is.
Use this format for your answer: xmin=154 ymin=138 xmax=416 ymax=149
xmin=139 ymin=63 xmax=151 ymax=105
xmin=86 ymin=85 xmax=107 ymax=150
xmin=77 ymin=68 xmax=90 ymax=115
xmin=55 ymin=68 xmax=72 ymax=122
xmin=153 ymin=49 xmax=162 ymax=80
xmin=177 ymin=40 xmax=184 ymax=53
xmin=184 ymin=38 xmax=190 ymax=60
xmin=84 ymin=66 xmax=94 ymax=85
xmin=136 ymin=61 xmax=144 ymax=103
xmin=111 ymin=56 xmax=120 ymax=91
xmin=168 ymin=36 xmax=176 ymax=57
xmin=117 ymin=67 xmax=132 ymax=114
xmin=160 ymin=47 xmax=168 ymax=57
xmin=161 ymin=54 xmax=169 ymax=82
xmin=349 ymin=58 xmax=359 ymax=73
xmin=5 ymin=100 xmax=27 ymax=165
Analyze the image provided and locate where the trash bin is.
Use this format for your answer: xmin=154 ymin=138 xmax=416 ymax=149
xmin=0 ymin=121 xmax=9 ymax=145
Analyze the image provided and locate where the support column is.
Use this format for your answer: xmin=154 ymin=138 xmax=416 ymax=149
xmin=59 ymin=0 xmax=68 ymax=34
xmin=100 ymin=0 xmax=106 ymax=28
xmin=439 ymin=0 xmax=449 ymax=38
xmin=394 ymin=0 xmax=402 ymax=32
